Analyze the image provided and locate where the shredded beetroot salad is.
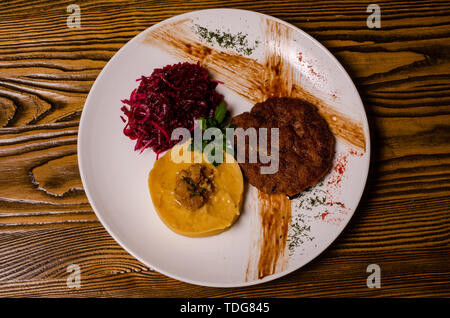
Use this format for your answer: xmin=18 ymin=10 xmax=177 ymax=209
xmin=120 ymin=62 xmax=223 ymax=157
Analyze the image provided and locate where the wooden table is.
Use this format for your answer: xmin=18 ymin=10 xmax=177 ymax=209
xmin=0 ymin=0 xmax=449 ymax=297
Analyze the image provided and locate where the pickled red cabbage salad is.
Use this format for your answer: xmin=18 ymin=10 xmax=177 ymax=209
xmin=120 ymin=62 xmax=223 ymax=158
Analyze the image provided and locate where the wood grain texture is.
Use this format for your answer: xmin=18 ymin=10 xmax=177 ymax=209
xmin=0 ymin=0 xmax=449 ymax=297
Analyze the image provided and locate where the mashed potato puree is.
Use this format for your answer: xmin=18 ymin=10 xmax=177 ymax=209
xmin=148 ymin=142 xmax=243 ymax=237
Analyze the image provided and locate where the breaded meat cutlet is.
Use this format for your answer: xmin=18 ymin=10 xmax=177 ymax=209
xmin=231 ymin=97 xmax=335 ymax=197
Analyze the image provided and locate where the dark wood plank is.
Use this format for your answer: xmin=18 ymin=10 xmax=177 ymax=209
xmin=0 ymin=0 xmax=449 ymax=297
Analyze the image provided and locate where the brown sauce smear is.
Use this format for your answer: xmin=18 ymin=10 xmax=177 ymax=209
xmin=254 ymin=191 xmax=291 ymax=279
xmin=144 ymin=17 xmax=366 ymax=280
xmin=144 ymin=18 xmax=366 ymax=151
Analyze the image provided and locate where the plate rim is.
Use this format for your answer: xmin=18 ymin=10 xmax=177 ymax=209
xmin=77 ymin=8 xmax=371 ymax=288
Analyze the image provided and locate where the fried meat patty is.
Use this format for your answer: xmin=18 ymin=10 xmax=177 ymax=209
xmin=231 ymin=97 xmax=335 ymax=197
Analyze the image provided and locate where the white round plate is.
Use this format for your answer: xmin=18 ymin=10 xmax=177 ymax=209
xmin=78 ymin=9 xmax=370 ymax=287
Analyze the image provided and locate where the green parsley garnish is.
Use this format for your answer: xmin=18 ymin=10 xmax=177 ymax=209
xmin=189 ymin=101 xmax=234 ymax=166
